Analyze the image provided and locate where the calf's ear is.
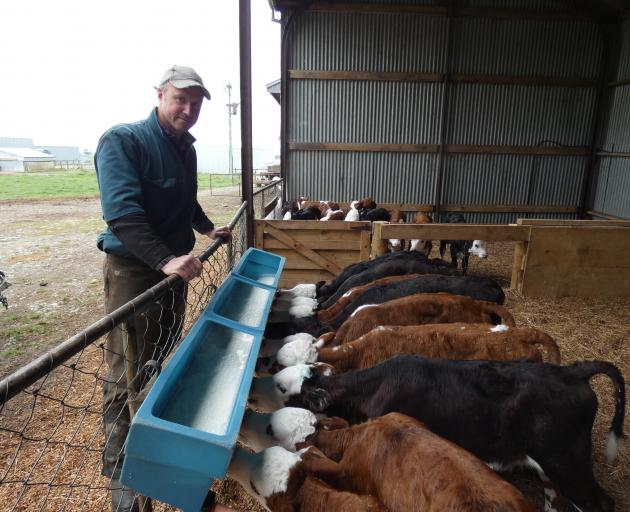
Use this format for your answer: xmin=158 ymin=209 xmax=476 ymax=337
xmin=304 ymin=388 xmax=332 ymax=412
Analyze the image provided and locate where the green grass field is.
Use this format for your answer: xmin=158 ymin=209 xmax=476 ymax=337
xmin=0 ymin=170 xmax=241 ymax=200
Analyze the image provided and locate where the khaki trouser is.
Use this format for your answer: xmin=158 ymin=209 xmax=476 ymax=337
xmin=101 ymin=254 xmax=186 ymax=480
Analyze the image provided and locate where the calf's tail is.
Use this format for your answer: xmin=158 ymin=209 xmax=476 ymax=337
xmin=526 ymin=330 xmax=562 ymax=364
xmin=486 ymin=303 xmax=516 ymax=327
xmin=574 ymin=360 xmax=626 ymax=462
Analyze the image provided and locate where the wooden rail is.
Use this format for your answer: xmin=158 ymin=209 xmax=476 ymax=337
xmin=369 ymin=219 xmax=630 ymax=297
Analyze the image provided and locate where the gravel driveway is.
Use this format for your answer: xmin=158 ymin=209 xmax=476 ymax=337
xmin=0 ymin=189 xmax=242 ymax=378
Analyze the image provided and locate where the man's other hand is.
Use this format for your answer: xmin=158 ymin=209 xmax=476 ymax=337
xmin=161 ymin=254 xmax=202 ymax=281
xmin=209 ymin=226 xmax=232 ymax=242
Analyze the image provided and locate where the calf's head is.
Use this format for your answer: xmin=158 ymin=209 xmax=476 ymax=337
xmin=469 ymin=240 xmax=488 ymax=259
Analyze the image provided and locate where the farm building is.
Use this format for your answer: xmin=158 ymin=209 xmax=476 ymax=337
xmin=0 ymin=147 xmax=55 ymax=171
xmin=269 ymin=0 xmax=630 ymax=223
xmin=1 ymin=3 xmax=629 ymax=512
xmin=0 ymin=137 xmax=86 ymax=168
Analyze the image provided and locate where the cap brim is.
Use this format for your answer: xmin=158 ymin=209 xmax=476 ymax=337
xmin=169 ymin=78 xmax=211 ymax=100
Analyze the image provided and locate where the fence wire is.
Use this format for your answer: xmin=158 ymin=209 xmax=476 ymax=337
xmin=252 ymin=179 xmax=283 ymax=220
xmin=0 ymin=204 xmax=248 ymax=512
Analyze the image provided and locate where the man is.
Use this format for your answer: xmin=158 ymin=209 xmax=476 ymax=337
xmin=95 ymin=65 xmax=235 ymax=512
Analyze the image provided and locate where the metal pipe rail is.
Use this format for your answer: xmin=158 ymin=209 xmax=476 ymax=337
xmin=0 ymin=202 xmax=248 ymax=406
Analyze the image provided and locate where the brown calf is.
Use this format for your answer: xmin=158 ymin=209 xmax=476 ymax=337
xmin=268 ymin=474 xmax=383 ymax=512
xmin=317 ymin=274 xmax=421 ymax=322
xmin=306 ymin=413 xmax=536 ymax=512
xmin=229 ymin=444 xmax=383 ymax=512
xmin=409 ymin=212 xmax=434 ymax=255
xmin=356 ymin=197 xmax=377 ymax=210
xmin=333 ymin=292 xmax=516 ymax=344
xmin=316 ymin=323 xmax=560 ymax=372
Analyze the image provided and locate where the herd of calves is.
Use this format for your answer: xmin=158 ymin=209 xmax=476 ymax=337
xmin=225 ymin=250 xmax=626 ymax=512
xmin=279 ymin=197 xmax=489 ymax=274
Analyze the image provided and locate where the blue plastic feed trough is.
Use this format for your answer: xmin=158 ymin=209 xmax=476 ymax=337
xmin=121 ymin=248 xmax=284 ymax=511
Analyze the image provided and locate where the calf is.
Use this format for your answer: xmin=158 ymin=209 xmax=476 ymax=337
xmin=317 ymin=273 xmax=505 ymax=329
xmin=318 ymin=255 xmax=454 ymax=310
xmin=344 ymin=200 xmax=360 ymax=221
xmin=356 ymin=197 xmax=377 ymax=210
xmin=269 ymin=323 xmax=561 ymax=372
xmin=317 ymin=250 xmax=426 ymax=300
xmin=270 ymin=295 xmax=318 ymax=320
xmin=439 ymin=212 xmax=488 ymax=274
xmin=281 ymin=200 xmax=299 ymax=220
xmin=289 ymin=356 xmax=626 ymax=512
xmin=239 ymin=407 xmax=318 ymax=452
xmin=332 ymin=292 xmax=515 ymax=344
xmin=289 ymin=205 xmax=322 ymax=221
xmin=260 ymin=333 xmax=316 ymax=358
xmin=306 ymin=412 xmax=535 ymax=512
xmin=277 ymin=284 xmax=317 ymax=300
xmin=228 ymin=445 xmax=383 ymax=512
xmin=386 ymin=209 xmax=406 ymax=252
xmin=264 ymin=312 xmax=335 ymax=339
xmin=409 ymin=212 xmax=434 ymax=255
xmin=317 ymin=274 xmax=420 ymax=322
xmin=359 ymin=207 xmax=391 ymax=222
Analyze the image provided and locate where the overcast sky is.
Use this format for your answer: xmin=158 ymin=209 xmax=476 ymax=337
xmin=0 ymin=1 xmax=281 ymax=155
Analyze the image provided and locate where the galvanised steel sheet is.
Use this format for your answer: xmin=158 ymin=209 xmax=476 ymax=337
xmin=600 ymin=86 xmax=630 ymax=152
xmin=283 ymin=1 xmax=620 ymax=221
xmin=462 ymin=211 xmax=576 ymax=224
xmin=286 ymin=150 xmax=439 ymax=203
xmin=442 ymin=153 xmax=585 ymax=206
xmin=465 ymin=0 xmax=569 ymax=9
xmin=289 ymin=11 xmax=447 ymax=71
xmin=454 ymin=17 xmax=601 ymax=78
xmin=591 ymin=158 xmax=630 ymax=218
xmin=615 ymin=19 xmax=630 ymax=81
xmin=448 ymin=84 xmax=597 ymax=145
xmin=338 ymin=0 xmax=443 ymax=4
xmin=289 ymin=80 xmax=444 ymax=144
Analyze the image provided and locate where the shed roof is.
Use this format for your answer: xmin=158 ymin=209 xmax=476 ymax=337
xmin=268 ymin=0 xmax=628 ymax=22
xmin=266 ymin=79 xmax=281 ymax=104
xmin=0 ymin=147 xmax=55 ymax=159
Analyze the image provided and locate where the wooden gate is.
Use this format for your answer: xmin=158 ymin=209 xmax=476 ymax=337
xmin=254 ymin=220 xmax=371 ymax=288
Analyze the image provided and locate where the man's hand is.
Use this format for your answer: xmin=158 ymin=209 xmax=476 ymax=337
xmin=161 ymin=254 xmax=202 ymax=282
xmin=208 ymin=225 xmax=232 ymax=242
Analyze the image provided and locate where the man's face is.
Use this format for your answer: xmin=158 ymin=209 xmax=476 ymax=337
xmin=157 ymin=84 xmax=204 ymax=137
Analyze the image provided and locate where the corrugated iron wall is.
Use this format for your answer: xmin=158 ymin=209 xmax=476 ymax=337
xmin=590 ymin=16 xmax=630 ymax=219
xmin=283 ymin=0 xmax=617 ymax=222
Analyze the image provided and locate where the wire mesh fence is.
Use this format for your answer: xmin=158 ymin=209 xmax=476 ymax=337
xmin=252 ymin=179 xmax=283 ymax=220
xmin=203 ymin=173 xmax=242 ymax=198
xmin=0 ymin=203 xmax=248 ymax=512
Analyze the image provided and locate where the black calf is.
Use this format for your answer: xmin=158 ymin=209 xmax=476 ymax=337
xmin=293 ymin=356 xmax=625 ymax=512
xmin=439 ymin=212 xmax=473 ymax=274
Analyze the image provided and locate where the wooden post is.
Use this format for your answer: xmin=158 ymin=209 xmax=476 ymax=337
xmin=510 ymin=241 xmax=527 ymax=291
xmin=370 ymin=221 xmax=389 ymax=259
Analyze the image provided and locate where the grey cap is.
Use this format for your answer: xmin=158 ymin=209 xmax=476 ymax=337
xmin=158 ymin=65 xmax=211 ymax=100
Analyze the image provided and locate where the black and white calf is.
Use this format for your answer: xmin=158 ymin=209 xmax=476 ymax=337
xmin=267 ymin=357 xmax=626 ymax=512
xmin=439 ymin=212 xmax=488 ymax=274
xmin=316 ymin=250 xmax=426 ymax=300
xmin=239 ymin=407 xmax=318 ymax=452
xmin=318 ymin=255 xmax=454 ymax=310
